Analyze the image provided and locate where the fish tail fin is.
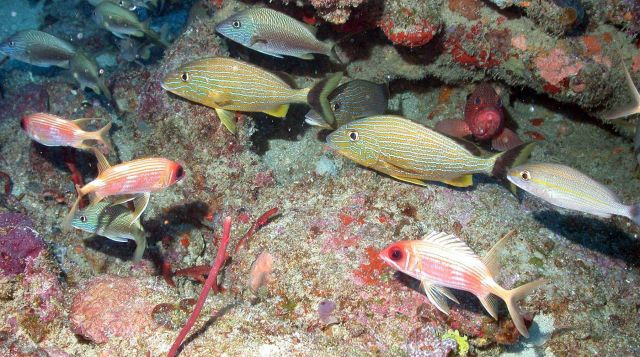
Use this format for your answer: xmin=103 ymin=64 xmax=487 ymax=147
xmin=494 ymin=279 xmax=546 ymax=338
xmin=62 ymin=184 xmax=84 ymax=232
xmin=491 ymin=141 xmax=536 ymax=180
xmin=629 ymin=203 xmax=640 ymax=226
xmin=144 ymin=22 xmax=169 ymax=48
xmin=307 ymin=72 xmax=343 ymax=128
xmin=89 ymin=121 xmax=113 ymax=153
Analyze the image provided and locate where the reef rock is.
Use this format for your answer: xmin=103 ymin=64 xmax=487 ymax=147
xmin=0 ymin=213 xmax=45 ymax=276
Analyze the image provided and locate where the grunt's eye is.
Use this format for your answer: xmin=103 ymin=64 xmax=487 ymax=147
xmin=389 ymin=247 xmax=403 ymax=261
xmin=181 ymin=72 xmax=189 ymax=82
xmin=348 ymin=131 xmax=359 ymax=141
xmin=80 ymin=215 xmax=87 ymax=223
xmin=520 ymin=170 xmax=531 ymax=181
xmin=331 ymin=101 xmax=341 ymax=112
xmin=98 ymin=68 xmax=105 ymax=76
xmin=9 ymin=41 xmax=15 ymax=47
xmin=474 ymin=96 xmax=481 ymax=105
xmin=232 ymin=20 xmax=241 ymax=28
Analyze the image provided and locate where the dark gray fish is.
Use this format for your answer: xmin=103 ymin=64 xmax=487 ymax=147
xmin=0 ymin=30 xmax=76 ymax=68
xmin=70 ymin=52 xmax=112 ymax=99
xmin=93 ymin=1 xmax=168 ymax=47
xmin=216 ymin=7 xmax=335 ymax=60
xmin=305 ymin=80 xmax=389 ymax=129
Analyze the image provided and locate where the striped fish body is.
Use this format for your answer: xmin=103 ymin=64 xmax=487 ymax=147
xmin=0 ymin=30 xmax=76 ymax=68
xmin=70 ymin=52 xmax=111 ymax=99
xmin=327 ymin=115 xmax=500 ymax=187
xmin=305 ymin=79 xmax=389 ymax=129
xmin=82 ymin=157 xmax=184 ymax=201
xmin=380 ymin=231 xmax=545 ymax=338
xmin=507 ymin=162 xmax=640 ymax=224
xmin=21 ymin=113 xmax=112 ymax=151
xmin=216 ymin=8 xmax=331 ymax=60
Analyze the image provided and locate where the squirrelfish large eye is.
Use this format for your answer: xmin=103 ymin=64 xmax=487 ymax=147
xmin=175 ymin=165 xmax=185 ymax=181
xmin=520 ymin=170 xmax=531 ymax=181
xmin=181 ymin=72 xmax=189 ymax=82
xmin=20 ymin=117 xmax=27 ymax=130
xmin=80 ymin=215 xmax=87 ymax=223
xmin=232 ymin=20 xmax=241 ymax=28
xmin=389 ymin=247 xmax=403 ymax=261
xmin=474 ymin=96 xmax=481 ymax=105
xmin=348 ymin=131 xmax=359 ymax=141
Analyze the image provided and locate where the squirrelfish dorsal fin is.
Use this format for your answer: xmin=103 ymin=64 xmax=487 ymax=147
xmin=482 ymin=229 xmax=516 ymax=277
xmin=421 ymin=231 xmax=476 ymax=257
xmin=90 ymin=147 xmax=111 ymax=174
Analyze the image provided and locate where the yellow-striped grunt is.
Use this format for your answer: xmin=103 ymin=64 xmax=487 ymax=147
xmin=216 ymin=7 xmax=337 ymax=61
xmin=71 ymin=196 xmax=147 ymax=261
xmin=507 ymin=162 xmax=640 ymax=225
xmin=70 ymin=51 xmax=112 ymax=99
xmin=93 ymin=1 xmax=167 ymax=47
xmin=327 ymin=115 xmax=535 ymax=187
xmin=0 ymin=30 xmax=76 ymax=68
xmin=161 ymin=56 xmax=342 ymax=133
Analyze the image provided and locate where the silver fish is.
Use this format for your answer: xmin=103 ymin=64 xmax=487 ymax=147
xmin=93 ymin=2 xmax=167 ymax=46
xmin=70 ymin=52 xmax=112 ymax=99
xmin=216 ymin=7 xmax=336 ymax=60
xmin=0 ymin=30 xmax=76 ymax=68
xmin=305 ymin=79 xmax=389 ymax=129
xmin=507 ymin=162 xmax=640 ymax=225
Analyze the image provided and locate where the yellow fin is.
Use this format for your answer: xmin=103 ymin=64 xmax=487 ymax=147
xmin=388 ymin=174 xmax=428 ymax=186
xmin=206 ymin=92 xmax=233 ymax=107
xmin=372 ymin=160 xmax=428 ymax=186
xmin=214 ymin=108 xmax=237 ymax=134
xmin=442 ymin=175 xmax=473 ymax=187
xmin=262 ymin=104 xmax=289 ymax=118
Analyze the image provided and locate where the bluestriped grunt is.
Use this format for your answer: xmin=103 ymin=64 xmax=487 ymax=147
xmin=70 ymin=51 xmax=112 ymax=99
xmin=71 ymin=196 xmax=147 ymax=261
xmin=507 ymin=162 xmax=640 ymax=225
xmin=327 ymin=115 xmax=535 ymax=187
xmin=161 ymin=56 xmax=342 ymax=133
xmin=305 ymin=79 xmax=389 ymax=129
xmin=380 ymin=230 xmax=545 ymax=337
xmin=0 ymin=30 xmax=76 ymax=68
xmin=216 ymin=7 xmax=337 ymax=61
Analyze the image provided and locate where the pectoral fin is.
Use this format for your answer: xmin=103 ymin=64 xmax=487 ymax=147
xmin=249 ymin=36 xmax=268 ymax=46
xmin=262 ymin=104 xmax=289 ymax=118
xmin=442 ymin=175 xmax=473 ymax=187
xmin=422 ymin=280 xmax=458 ymax=315
xmin=214 ymin=108 xmax=237 ymax=134
xmin=372 ymin=160 xmax=428 ymax=186
xmin=207 ymin=92 xmax=233 ymax=108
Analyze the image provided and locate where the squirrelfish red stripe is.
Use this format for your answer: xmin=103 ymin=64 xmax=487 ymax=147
xmin=21 ymin=113 xmax=112 ymax=151
xmin=63 ymin=148 xmax=185 ymax=230
xmin=379 ymin=230 xmax=545 ymax=337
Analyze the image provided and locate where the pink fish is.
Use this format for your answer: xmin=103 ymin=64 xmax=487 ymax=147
xmin=379 ymin=230 xmax=544 ymax=337
xmin=21 ymin=113 xmax=112 ymax=151
xmin=63 ymin=148 xmax=185 ymax=230
xmin=435 ymin=84 xmax=523 ymax=151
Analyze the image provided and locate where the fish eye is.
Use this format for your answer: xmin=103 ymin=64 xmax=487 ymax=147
xmin=9 ymin=40 xmax=15 ymax=47
xmin=232 ymin=20 xmax=241 ymax=28
xmin=181 ymin=72 xmax=189 ymax=82
xmin=98 ymin=68 xmax=105 ymax=76
xmin=520 ymin=170 xmax=531 ymax=181
xmin=474 ymin=96 xmax=481 ymax=105
xmin=389 ymin=247 xmax=403 ymax=261
xmin=348 ymin=131 xmax=359 ymax=141
xmin=20 ymin=117 xmax=26 ymax=130
xmin=331 ymin=101 xmax=341 ymax=112
xmin=175 ymin=165 xmax=185 ymax=180
xmin=80 ymin=215 xmax=87 ymax=223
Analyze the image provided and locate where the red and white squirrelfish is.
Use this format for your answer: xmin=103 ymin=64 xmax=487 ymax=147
xmin=379 ymin=230 xmax=545 ymax=337
xmin=21 ymin=113 xmax=112 ymax=151
xmin=63 ymin=148 xmax=185 ymax=230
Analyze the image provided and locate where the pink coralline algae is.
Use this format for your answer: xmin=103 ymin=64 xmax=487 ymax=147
xmin=22 ymin=253 xmax=63 ymax=324
xmin=0 ymin=213 xmax=46 ymax=276
xmin=70 ymin=276 xmax=163 ymax=344
xmin=306 ymin=0 xmax=366 ymax=24
xmin=535 ymin=48 xmax=584 ymax=86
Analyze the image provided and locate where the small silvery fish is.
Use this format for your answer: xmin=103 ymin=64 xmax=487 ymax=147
xmin=0 ymin=30 xmax=76 ymax=68
xmin=216 ymin=7 xmax=337 ymax=61
xmin=88 ymin=0 xmax=159 ymax=11
xmin=162 ymin=57 xmax=342 ymax=133
xmin=379 ymin=230 xmax=545 ymax=337
xmin=21 ymin=113 xmax=112 ymax=151
xmin=72 ymin=196 xmax=147 ymax=261
xmin=63 ymin=148 xmax=185 ymax=230
xmin=70 ymin=52 xmax=112 ymax=99
xmin=507 ymin=162 xmax=640 ymax=225
xmin=93 ymin=2 xmax=167 ymax=46
xmin=305 ymin=79 xmax=389 ymax=129
xmin=327 ymin=115 xmax=535 ymax=187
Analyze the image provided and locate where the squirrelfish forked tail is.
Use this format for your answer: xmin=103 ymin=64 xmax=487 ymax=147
xmin=602 ymin=53 xmax=640 ymax=120
xmin=161 ymin=57 xmax=341 ymax=133
xmin=379 ymin=229 xmax=545 ymax=337
xmin=21 ymin=113 xmax=113 ymax=152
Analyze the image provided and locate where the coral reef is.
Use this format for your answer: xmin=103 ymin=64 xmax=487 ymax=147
xmin=0 ymin=213 xmax=45 ymax=276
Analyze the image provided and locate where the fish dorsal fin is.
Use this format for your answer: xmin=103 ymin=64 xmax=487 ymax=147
xmin=422 ymin=280 xmax=459 ymax=315
xmin=482 ymin=229 xmax=516 ymax=277
xmin=422 ymin=231 xmax=476 ymax=258
xmin=90 ymin=147 xmax=111 ymax=174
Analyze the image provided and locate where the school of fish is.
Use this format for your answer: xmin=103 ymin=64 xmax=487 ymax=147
xmin=6 ymin=2 xmax=640 ymax=343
